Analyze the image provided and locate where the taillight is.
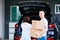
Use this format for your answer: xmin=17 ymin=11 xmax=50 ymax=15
xmin=47 ymin=38 xmax=54 ymax=40
xmin=49 ymin=24 xmax=55 ymax=28
xmin=14 ymin=36 xmax=20 ymax=40
xmin=15 ymin=24 xmax=18 ymax=29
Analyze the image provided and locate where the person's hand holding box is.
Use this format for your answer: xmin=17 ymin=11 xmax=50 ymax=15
xmin=30 ymin=20 xmax=44 ymax=38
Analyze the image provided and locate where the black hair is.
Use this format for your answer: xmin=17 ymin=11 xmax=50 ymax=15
xmin=39 ymin=9 xmax=46 ymax=14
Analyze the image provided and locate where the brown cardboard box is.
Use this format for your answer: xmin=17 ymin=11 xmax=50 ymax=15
xmin=30 ymin=28 xmax=42 ymax=38
xmin=32 ymin=20 xmax=43 ymax=29
xmin=30 ymin=20 xmax=43 ymax=38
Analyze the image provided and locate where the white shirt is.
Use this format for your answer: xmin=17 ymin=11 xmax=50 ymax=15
xmin=40 ymin=18 xmax=48 ymax=36
xmin=20 ymin=23 xmax=32 ymax=40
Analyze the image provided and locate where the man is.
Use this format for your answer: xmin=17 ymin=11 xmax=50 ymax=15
xmin=37 ymin=10 xmax=48 ymax=40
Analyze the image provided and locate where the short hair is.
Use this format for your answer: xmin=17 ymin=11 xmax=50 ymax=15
xmin=23 ymin=16 xmax=30 ymax=23
xmin=39 ymin=10 xmax=46 ymax=14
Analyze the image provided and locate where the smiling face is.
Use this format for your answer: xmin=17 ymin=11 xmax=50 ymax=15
xmin=39 ymin=11 xmax=45 ymax=19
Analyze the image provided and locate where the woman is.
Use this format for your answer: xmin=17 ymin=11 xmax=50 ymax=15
xmin=20 ymin=16 xmax=32 ymax=40
xmin=37 ymin=10 xmax=48 ymax=40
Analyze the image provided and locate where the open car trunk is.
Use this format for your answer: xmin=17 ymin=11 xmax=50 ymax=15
xmin=17 ymin=1 xmax=51 ymax=24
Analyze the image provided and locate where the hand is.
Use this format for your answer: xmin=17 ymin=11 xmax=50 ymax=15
xmin=36 ymin=33 xmax=42 ymax=38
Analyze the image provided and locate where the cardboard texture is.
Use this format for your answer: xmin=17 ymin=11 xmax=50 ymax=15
xmin=32 ymin=20 xmax=43 ymax=29
xmin=30 ymin=20 xmax=43 ymax=38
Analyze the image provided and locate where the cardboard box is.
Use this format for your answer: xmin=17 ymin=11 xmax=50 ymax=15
xmin=30 ymin=20 xmax=43 ymax=38
xmin=30 ymin=28 xmax=43 ymax=38
xmin=32 ymin=20 xmax=43 ymax=29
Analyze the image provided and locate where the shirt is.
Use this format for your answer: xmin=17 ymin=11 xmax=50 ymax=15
xmin=40 ymin=18 xmax=48 ymax=36
xmin=20 ymin=23 xmax=32 ymax=40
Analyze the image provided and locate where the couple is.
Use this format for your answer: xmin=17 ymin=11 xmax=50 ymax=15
xmin=20 ymin=10 xmax=48 ymax=40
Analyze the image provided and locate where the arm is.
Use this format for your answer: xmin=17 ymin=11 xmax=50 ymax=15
xmin=39 ymin=20 xmax=48 ymax=37
xmin=40 ymin=26 xmax=48 ymax=35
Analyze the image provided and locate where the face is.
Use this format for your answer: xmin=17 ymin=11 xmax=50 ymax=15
xmin=39 ymin=11 xmax=45 ymax=18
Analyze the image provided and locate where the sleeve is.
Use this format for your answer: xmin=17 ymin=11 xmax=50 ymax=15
xmin=44 ymin=20 xmax=48 ymax=28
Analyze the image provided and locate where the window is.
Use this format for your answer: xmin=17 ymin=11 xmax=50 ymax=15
xmin=55 ymin=4 xmax=60 ymax=14
xmin=10 ymin=6 xmax=22 ymax=22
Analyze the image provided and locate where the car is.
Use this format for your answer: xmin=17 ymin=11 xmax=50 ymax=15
xmin=14 ymin=1 xmax=59 ymax=40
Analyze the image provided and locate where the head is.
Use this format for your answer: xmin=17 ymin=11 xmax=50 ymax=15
xmin=39 ymin=10 xmax=45 ymax=19
xmin=23 ymin=16 xmax=30 ymax=23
